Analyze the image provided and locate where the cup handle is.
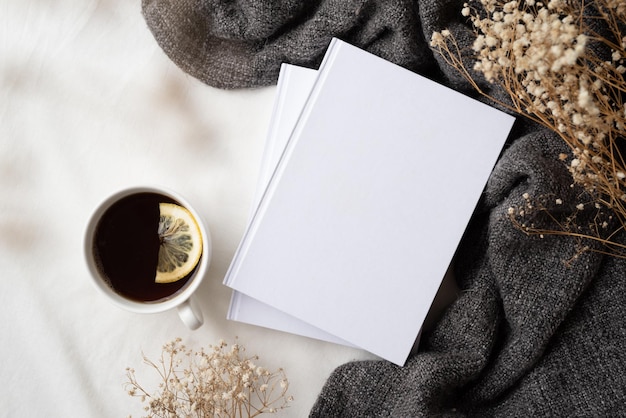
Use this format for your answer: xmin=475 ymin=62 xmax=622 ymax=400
xmin=177 ymin=295 xmax=204 ymax=330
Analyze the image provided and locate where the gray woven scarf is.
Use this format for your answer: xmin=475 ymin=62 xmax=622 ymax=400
xmin=142 ymin=0 xmax=626 ymax=415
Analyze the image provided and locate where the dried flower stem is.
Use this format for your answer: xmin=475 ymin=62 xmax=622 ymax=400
xmin=431 ymin=0 xmax=626 ymax=256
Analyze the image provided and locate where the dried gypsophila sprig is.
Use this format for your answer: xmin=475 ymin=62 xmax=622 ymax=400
xmin=125 ymin=338 xmax=293 ymax=418
xmin=506 ymin=191 xmax=625 ymax=261
xmin=431 ymin=0 xmax=626 ymax=256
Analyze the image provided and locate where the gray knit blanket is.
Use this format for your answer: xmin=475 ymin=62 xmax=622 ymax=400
xmin=142 ymin=0 xmax=626 ymax=415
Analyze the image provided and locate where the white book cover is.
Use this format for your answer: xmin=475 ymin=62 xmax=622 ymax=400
xmin=228 ymin=64 xmax=353 ymax=346
xmin=224 ymin=38 xmax=515 ymax=366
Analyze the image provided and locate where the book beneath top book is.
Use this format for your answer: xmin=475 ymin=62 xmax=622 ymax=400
xmin=227 ymin=64 xmax=355 ymax=347
xmin=224 ymin=38 xmax=515 ymax=366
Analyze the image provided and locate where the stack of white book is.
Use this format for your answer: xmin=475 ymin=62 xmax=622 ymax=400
xmin=223 ymin=38 xmax=514 ymax=366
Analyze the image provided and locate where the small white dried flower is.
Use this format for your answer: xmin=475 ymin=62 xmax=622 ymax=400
xmin=572 ymin=113 xmax=584 ymax=126
xmin=430 ymin=31 xmax=444 ymax=47
xmin=612 ymin=50 xmax=622 ymax=62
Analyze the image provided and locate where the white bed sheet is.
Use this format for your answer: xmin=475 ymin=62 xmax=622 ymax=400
xmin=0 ymin=1 xmax=374 ymax=416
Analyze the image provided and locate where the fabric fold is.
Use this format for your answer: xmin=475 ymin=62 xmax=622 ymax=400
xmin=141 ymin=0 xmax=435 ymax=89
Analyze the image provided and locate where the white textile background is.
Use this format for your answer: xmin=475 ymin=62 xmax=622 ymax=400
xmin=0 ymin=1 xmax=373 ymax=416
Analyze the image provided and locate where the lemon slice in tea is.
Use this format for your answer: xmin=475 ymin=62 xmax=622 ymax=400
xmin=155 ymin=202 xmax=203 ymax=284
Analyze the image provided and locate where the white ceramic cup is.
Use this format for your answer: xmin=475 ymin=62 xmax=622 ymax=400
xmin=84 ymin=186 xmax=211 ymax=329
